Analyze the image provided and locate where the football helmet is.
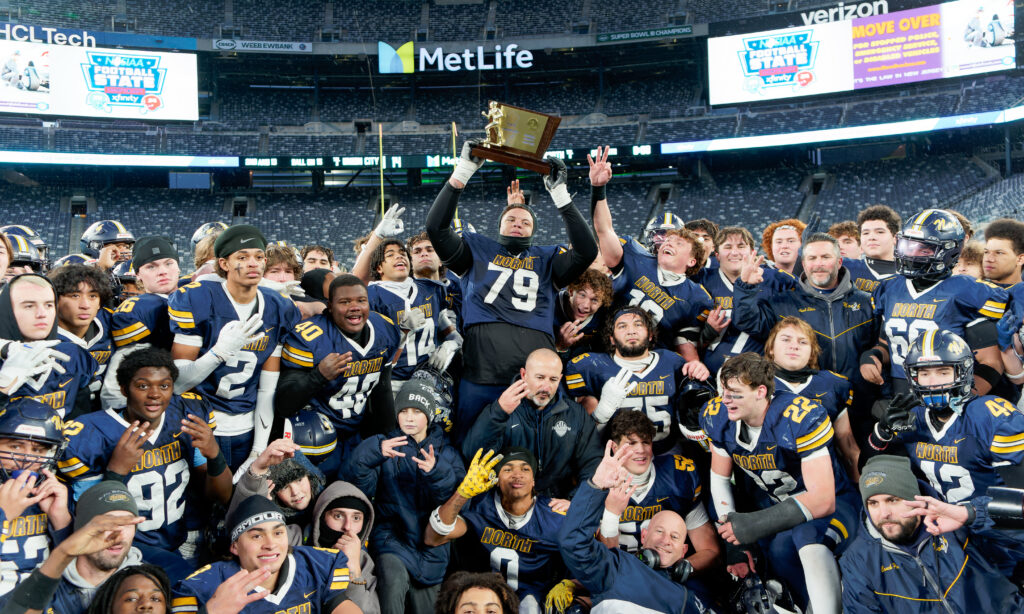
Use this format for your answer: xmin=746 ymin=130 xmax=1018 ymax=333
xmin=1 ymin=225 xmax=48 ymax=268
xmin=80 ymin=220 xmax=135 ymax=258
xmin=895 ymin=209 xmax=964 ymax=281
xmin=0 ymin=398 xmax=65 ymax=482
xmin=642 ymin=212 xmax=685 ymax=253
xmin=676 ymin=378 xmax=717 ymax=451
xmin=410 ymin=364 xmax=455 ymax=433
xmin=905 ymin=329 xmax=974 ymax=414
xmin=5 ymin=233 xmax=45 ymax=273
xmin=283 ymin=411 xmax=337 ymax=467
xmin=111 ymin=261 xmax=136 ymax=283
xmin=451 ymin=219 xmax=476 ymax=236
xmin=191 ymin=222 xmax=228 ymax=252
xmin=52 ymin=253 xmax=97 ymax=268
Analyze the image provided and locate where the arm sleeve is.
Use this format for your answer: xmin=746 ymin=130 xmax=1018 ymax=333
xmin=273 ymin=366 xmax=328 ymax=416
xmin=460 ymin=401 xmax=511 ymax=460
xmin=359 ymin=365 xmax=395 ymax=439
xmin=425 ymin=182 xmax=473 ymax=276
xmin=557 ymin=481 xmax=615 ymax=594
xmin=730 ymin=280 xmax=778 ymax=341
xmin=551 ymin=204 xmax=599 ymax=288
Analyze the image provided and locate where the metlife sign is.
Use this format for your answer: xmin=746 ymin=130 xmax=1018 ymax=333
xmin=378 ymin=41 xmax=533 ymax=74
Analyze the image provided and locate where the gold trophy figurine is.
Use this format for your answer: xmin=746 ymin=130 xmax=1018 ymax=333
xmin=482 ymin=101 xmax=505 ymax=148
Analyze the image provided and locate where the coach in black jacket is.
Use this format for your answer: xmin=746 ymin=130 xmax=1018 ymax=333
xmin=732 ymin=233 xmax=877 ymax=380
xmin=461 ymin=348 xmax=602 ymax=499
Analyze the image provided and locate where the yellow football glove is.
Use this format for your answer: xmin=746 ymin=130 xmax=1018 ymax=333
xmin=457 ymin=448 xmax=503 ymax=499
xmin=544 ymin=579 xmax=575 ymax=614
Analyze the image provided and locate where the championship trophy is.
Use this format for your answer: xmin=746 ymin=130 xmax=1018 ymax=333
xmin=471 ymin=101 xmax=561 ymax=174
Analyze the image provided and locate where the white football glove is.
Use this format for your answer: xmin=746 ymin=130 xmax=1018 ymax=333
xmin=452 ymin=140 xmax=486 ymax=185
xmin=543 ymin=157 xmax=572 ymax=209
xmin=259 ymin=278 xmax=306 ymax=298
xmin=374 ymin=203 xmax=406 ymax=239
xmin=428 ymin=333 xmax=463 ymax=372
xmin=399 ymin=308 xmax=427 ymax=333
xmin=211 ymin=313 xmax=265 ymax=361
xmin=593 ymin=367 xmax=638 ymax=424
xmin=0 ymin=341 xmax=69 ymax=392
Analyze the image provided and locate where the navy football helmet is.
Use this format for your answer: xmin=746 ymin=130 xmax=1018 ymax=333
xmin=283 ymin=411 xmax=337 ymax=467
xmin=111 ymin=261 xmax=136 ymax=283
xmin=191 ymin=222 xmax=228 ymax=252
xmin=676 ymin=377 xmax=717 ymax=451
xmin=5 ymin=233 xmax=45 ymax=273
xmin=895 ymin=209 xmax=964 ymax=282
xmin=0 ymin=398 xmax=65 ymax=482
xmin=1 ymin=225 xmax=48 ymax=268
xmin=51 ymin=253 xmax=97 ymax=268
xmin=905 ymin=329 xmax=974 ymax=414
xmin=80 ymin=220 xmax=135 ymax=258
xmin=642 ymin=212 xmax=685 ymax=254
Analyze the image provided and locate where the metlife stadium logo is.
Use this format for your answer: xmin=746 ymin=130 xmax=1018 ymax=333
xmin=738 ymin=30 xmax=819 ymax=91
xmin=378 ymin=41 xmax=533 ymax=74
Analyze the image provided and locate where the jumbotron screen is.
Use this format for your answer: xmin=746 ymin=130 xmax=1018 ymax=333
xmin=708 ymin=0 xmax=1015 ymax=106
xmin=0 ymin=40 xmax=198 ymax=120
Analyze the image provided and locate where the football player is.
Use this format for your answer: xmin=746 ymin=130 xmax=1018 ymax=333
xmin=4 ymin=234 xmax=45 ymax=279
xmin=590 ymin=147 xmax=713 ymax=380
xmin=0 ymin=274 xmax=96 ymax=419
xmin=352 ymin=215 xmax=461 ymax=392
xmin=408 ymin=231 xmax=444 ymax=282
xmin=81 ymin=220 xmax=135 ymax=273
xmin=0 ymin=398 xmax=71 ymax=604
xmin=641 ymin=212 xmax=686 ymax=254
xmin=695 ymin=226 xmax=795 ymax=377
xmin=844 ymin=206 xmax=900 ymax=296
xmin=49 ymin=264 xmax=114 ymax=408
xmin=301 ymin=245 xmax=335 ymax=274
xmin=599 ymin=411 xmax=719 ymax=576
xmin=868 ymin=330 xmax=1024 ymax=502
xmin=277 ymin=274 xmax=422 ymax=453
xmin=553 ymin=268 xmax=612 ymax=361
xmin=425 ymin=447 xmax=567 ymax=613
xmin=761 ymin=219 xmax=805 ymax=276
xmin=168 ymin=225 xmax=300 ymax=471
xmin=703 ymin=353 xmax=857 ymax=614
xmin=170 ymin=495 xmax=359 ymax=614
xmin=425 ymin=142 xmax=596 ymax=444
xmin=101 ymin=237 xmax=182 ymax=411
xmin=567 ymin=307 xmax=687 ymax=453
xmin=862 ymin=209 xmax=1007 ymax=396
xmin=59 ymin=348 xmax=231 ymax=569
xmin=0 ymin=225 xmax=49 ymax=271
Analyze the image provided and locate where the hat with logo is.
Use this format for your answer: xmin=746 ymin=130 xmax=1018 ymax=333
xmin=132 ymin=236 xmax=179 ymax=270
xmin=395 ymin=379 xmax=437 ymax=423
xmin=214 ymin=224 xmax=267 ymax=259
xmin=74 ymin=480 xmax=139 ymax=530
xmin=859 ymin=455 xmax=921 ymax=507
xmin=228 ymin=495 xmax=286 ymax=543
xmin=496 ymin=446 xmax=538 ymax=476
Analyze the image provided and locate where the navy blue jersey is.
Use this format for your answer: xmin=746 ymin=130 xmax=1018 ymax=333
xmin=111 ymin=293 xmax=174 ymax=351
xmin=8 ymin=341 xmax=97 ymax=418
xmin=460 ymin=493 xmax=566 ymax=602
xmin=895 ymin=395 xmax=1024 ymax=503
xmin=281 ymin=312 xmax=401 ymax=436
xmin=368 ymin=279 xmax=448 ymax=380
xmin=443 ymin=269 xmax=463 ymax=324
xmin=59 ymin=395 xmax=212 ymax=551
xmin=553 ymin=289 xmax=607 ymax=360
xmin=701 ymin=391 xmax=855 ymax=510
xmin=844 ymin=258 xmax=896 ymax=297
xmin=774 ymin=371 xmax=852 ymax=422
xmin=566 ymin=349 xmax=685 ymax=447
xmin=167 ymin=280 xmax=299 ymax=417
xmin=459 ymin=231 xmax=561 ymax=337
xmin=171 ymin=546 xmax=350 ymax=614
xmin=615 ymin=454 xmax=705 ymax=554
xmin=0 ymin=502 xmax=51 ymax=602
xmin=696 ymin=267 xmax=795 ymax=375
xmin=874 ymin=275 xmax=1006 ymax=380
xmin=613 ymin=238 xmax=713 ymax=349
xmin=57 ymin=308 xmax=113 ymax=403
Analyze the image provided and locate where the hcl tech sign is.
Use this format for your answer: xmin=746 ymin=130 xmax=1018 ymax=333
xmin=379 ymin=41 xmax=534 ymax=73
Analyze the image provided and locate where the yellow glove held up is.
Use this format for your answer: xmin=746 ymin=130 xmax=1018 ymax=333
xmin=457 ymin=448 xmax=503 ymax=499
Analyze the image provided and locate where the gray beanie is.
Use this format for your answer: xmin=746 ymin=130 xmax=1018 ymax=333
xmin=74 ymin=480 xmax=138 ymax=530
xmin=859 ymin=455 xmax=921 ymax=507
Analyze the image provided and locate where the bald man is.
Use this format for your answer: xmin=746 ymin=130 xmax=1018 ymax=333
xmin=462 ymin=348 xmax=603 ymax=498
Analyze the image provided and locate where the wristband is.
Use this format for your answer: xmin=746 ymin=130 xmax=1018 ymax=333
xmin=10 ymin=567 xmax=61 ymax=611
xmin=430 ymin=507 xmax=457 ymax=536
xmin=599 ymin=509 xmax=621 ymax=538
xmin=103 ymin=469 xmax=128 ymax=483
xmin=206 ymin=449 xmax=228 ymax=477
xmin=591 ymin=184 xmax=606 ymax=203
xmin=860 ymin=348 xmax=884 ymax=367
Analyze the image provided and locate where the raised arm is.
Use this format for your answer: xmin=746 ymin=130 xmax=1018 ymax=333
xmin=588 ymin=146 xmax=623 ymax=270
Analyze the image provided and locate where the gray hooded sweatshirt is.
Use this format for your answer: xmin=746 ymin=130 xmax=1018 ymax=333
xmin=311 ymin=480 xmax=380 ymax=614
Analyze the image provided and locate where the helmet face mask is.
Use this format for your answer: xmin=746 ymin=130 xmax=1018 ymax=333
xmin=0 ymin=400 xmax=66 ymax=482
xmin=906 ymin=330 xmax=974 ymax=415
xmin=80 ymin=221 xmax=135 ymax=258
xmin=894 ymin=210 xmax=964 ymax=282
xmin=1 ymin=225 xmax=48 ymax=269
xmin=642 ymin=213 xmax=685 ymax=255
xmin=5 ymin=234 xmax=45 ymax=273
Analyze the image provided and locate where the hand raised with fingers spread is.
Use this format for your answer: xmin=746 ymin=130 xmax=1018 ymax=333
xmin=374 ymin=203 xmax=406 ymax=239
xmin=205 ymin=567 xmax=274 ymax=614
xmin=591 ymin=440 xmax=635 ymax=490
xmin=593 ymin=368 xmax=637 ymax=424
xmin=381 ymin=435 xmax=408 ymax=459
xmin=411 ymin=444 xmax=437 ymax=474
xmin=739 ymin=253 xmax=765 ymax=285
xmin=212 ymin=313 xmax=265 ymax=362
xmin=507 ymin=179 xmax=526 ymax=206
xmin=587 ymin=145 xmax=613 ymax=187
xmin=457 ymin=449 xmax=504 ymax=498
xmin=498 ymin=379 xmax=530 ymax=415
xmin=107 ymin=421 xmax=151 ymax=475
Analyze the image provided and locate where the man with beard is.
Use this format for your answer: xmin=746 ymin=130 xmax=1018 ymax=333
xmin=425 ymin=447 xmax=568 ymax=614
xmin=462 ymin=349 xmax=601 ymax=500
xmin=46 ymin=481 xmax=177 ymax=614
xmin=839 ymin=455 xmax=1024 ymax=614
xmin=553 ymin=268 xmax=612 ymax=362
xmin=566 ymin=307 xmax=687 ymax=454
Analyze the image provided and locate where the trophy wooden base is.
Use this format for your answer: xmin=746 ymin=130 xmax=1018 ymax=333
xmin=471 ymin=145 xmax=553 ymax=175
